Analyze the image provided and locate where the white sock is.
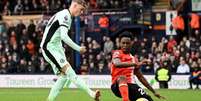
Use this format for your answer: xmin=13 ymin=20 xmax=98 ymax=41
xmin=65 ymin=67 xmax=95 ymax=98
xmin=47 ymin=76 xmax=67 ymax=101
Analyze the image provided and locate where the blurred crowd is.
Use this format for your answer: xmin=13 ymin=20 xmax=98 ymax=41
xmin=79 ymin=31 xmax=201 ymax=75
xmin=0 ymin=18 xmax=201 ymax=75
xmin=0 ymin=0 xmax=201 ymax=75
xmin=0 ymin=0 xmax=154 ymax=15
xmin=0 ymin=20 xmax=52 ymax=74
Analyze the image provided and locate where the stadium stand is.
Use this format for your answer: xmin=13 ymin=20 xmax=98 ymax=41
xmin=0 ymin=0 xmax=201 ymax=76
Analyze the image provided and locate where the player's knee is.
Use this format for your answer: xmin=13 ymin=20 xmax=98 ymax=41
xmin=60 ymin=64 xmax=71 ymax=75
xmin=117 ymin=76 xmax=127 ymax=84
xmin=63 ymin=67 xmax=78 ymax=82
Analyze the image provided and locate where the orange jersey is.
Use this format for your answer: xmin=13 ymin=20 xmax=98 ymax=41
xmin=111 ymin=50 xmax=138 ymax=84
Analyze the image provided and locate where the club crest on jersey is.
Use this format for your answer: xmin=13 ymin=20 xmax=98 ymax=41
xmin=63 ymin=16 xmax=68 ymax=24
xmin=64 ymin=16 xmax=68 ymax=21
xmin=60 ymin=59 xmax=65 ymax=63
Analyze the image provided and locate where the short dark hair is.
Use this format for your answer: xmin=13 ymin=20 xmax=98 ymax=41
xmin=119 ymin=31 xmax=134 ymax=41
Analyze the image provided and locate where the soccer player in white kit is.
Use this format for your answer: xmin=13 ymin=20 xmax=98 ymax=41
xmin=40 ymin=0 xmax=100 ymax=101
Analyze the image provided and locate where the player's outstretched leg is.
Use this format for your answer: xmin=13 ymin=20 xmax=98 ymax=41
xmin=117 ymin=76 xmax=129 ymax=101
xmin=47 ymin=76 xmax=67 ymax=101
xmin=64 ymin=66 xmax=101 ymax=100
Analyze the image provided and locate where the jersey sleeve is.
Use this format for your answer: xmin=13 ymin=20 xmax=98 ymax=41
xmin=112 ymin=50 xmax=121 ymax=59
xmin=132 ymin=56 xmax=139 ymax=64
xmin=58 ymin=10 xmax=81 ymax=52
xmin=60 ymin=26 xmax=81 ymax=52
xmin=58 ymin=12 xmax=71 ymax=29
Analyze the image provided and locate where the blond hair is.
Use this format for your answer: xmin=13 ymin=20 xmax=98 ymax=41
xmin=72 ymin=0 xmax=88 ymax=8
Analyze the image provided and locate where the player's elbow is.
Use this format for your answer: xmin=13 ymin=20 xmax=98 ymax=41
xmin=114 ymin=63 xmax=122 ymax=68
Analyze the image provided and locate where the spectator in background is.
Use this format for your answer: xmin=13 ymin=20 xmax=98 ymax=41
xmin=190 ymin=13 xmax=200 ymax=36
xmin=89 ymin=62 xmax=96 ymax=74
xmin=104 ymin=36 xmax=114 ymax=56
xmin=98 ymin=14 xmax=109 ymax=36
xmin=92 ymin=40 xmax=101 ymax=55
xmin=9 ymin=31 xmax=17 ymax=46
xmin=16 ymin=20 xmax=26 ymax=42
xmin=189 ymin=36 xmax=197 ymax=51
xmin=0 ymin=56 xmax=7 ymax=74
xmin=138 ymin=41 xmax=148 ymax=57
xmin=2 ymin=2 xmax=11 ymax=15
xmin=194 ymin=30 xmax=200 ymax=41
xmin=169 ymin=0 xmax=183 ymax=10
xmin=31 ymin=0 xmax=40 ymax=12
xmin=89 ymin=0 xmax=98 ymax=9
xmin=20 ymin=29 xmax=29 ymax=43
xmin=28 ymin=19 xmax=36 ymax=35
xmin=26 ymin=39 xmax=35 ymax=56
xmin=114 ymin=37 xmax=120 ymax=49
xmin=7 ymin=23 xmax=16 ymax=36
xmin=182 ymin=36 xmax=190 ymax=49
xmin=14 ymin=0 xmax=23 ymax=15
xmin=0 ymin=41 xmax=3 ymax=55
xmin=95 ymin=61 xmax=108 ymax=74
xmin=7 ymin=53 xmax=18 ymax=73
xmin=172 ymin=13 xmax=185 ymax=41
xmin=97 ymin=0 xmax=110 ymax=9
xmin=23 ymin=0 xmax=31 ymax=12
xmin=158 ymin=37 xmax=167 ymax=53
xmin=167 ymin=36 xmax=177 ymax=53
xmin=1 ymin=32 xmax=8 ymax=43
xmin=55 ymin=0 xmax=62 ymax=11
xmin=80 ymin=58 xmax=89 ymax=75
xmin=86 ymin=37 xmax=92 ymax=44
xmin=38 ymin=57 xmax=49 ymax=73
xmin=155 ymin=61 xmax=171 ymax=89
xmin=189 ymin=61 xmax=201 ymax=89
xmin=176 ymin=58 xmax=190 ymax=74
xmin=113 ymin=0 xmax=120 ymax=8
xmin=27 ymin=61 xmax=35 ymax=74
xmin=17 ymin=58 xmax=27 ymax=73
xmin=151 ymin=41 xmax=158 ymax=54
xmin=169 ymin=55 xmax=179 ymax=73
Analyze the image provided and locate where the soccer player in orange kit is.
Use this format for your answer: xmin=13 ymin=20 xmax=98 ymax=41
xmin=110 ymin=31 xmax=165 ymax=101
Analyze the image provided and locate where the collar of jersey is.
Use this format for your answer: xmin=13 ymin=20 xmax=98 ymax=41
xmin=67 ymin=9 xmax=73 ymax=18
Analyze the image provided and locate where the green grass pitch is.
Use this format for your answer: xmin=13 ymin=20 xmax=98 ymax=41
xmin=0 ymin=88 xmax=200 ymax=101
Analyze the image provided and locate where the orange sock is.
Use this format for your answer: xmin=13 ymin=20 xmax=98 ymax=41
xmin=119 ymin=83 xmax=129 ymax=101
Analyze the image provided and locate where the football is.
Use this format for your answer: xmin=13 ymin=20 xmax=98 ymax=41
xmin=136 ymin=98 xmax=149 ymax=101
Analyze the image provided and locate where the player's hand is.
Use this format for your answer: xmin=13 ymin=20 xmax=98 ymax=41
xmin=80 ymin=46 xmax=87 ymax=54
xmin=154 ymin=92 xmax=166 ymax=100
xmin=136 ymin=59 xmax=151 ymax=68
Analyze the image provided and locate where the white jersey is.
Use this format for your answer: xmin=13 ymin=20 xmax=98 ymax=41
xmin=40 ymin=9 xmax=81 ymax=73
xmin=40 ymin=9 xmax=80 ymax=52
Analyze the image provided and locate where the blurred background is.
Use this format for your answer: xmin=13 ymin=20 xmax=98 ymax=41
xmin=0 ymin=0 xmax=201 ymax=100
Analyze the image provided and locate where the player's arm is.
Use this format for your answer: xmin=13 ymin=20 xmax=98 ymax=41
xmin=134 ymin=68 xmax=166 ymax=99
xmin=135 ymin=68 xmax=156 ymax=93
xmin=60 ymin=26 xmax=81 ymax=52
xmin=112 ymin=56 xmax=149 ymax=68
xmin=112 ymin=58 xmax=138 ymax=68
